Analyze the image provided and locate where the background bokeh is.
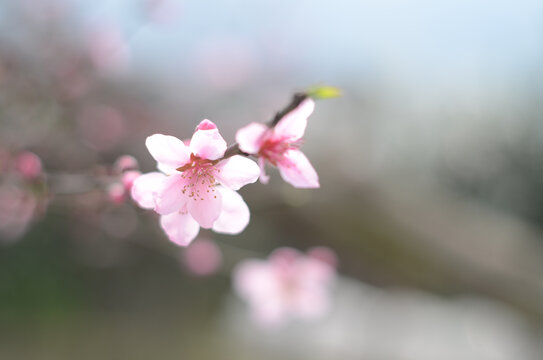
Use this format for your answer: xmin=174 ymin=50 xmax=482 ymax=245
xmin=2 ymin=0 xmax=543 ymax=359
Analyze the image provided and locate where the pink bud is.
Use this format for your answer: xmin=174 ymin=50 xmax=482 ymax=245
xmin=196 ymin=119 xmax=217 ymax=131
xmin=182 ymin=238 xmax=222 ymax=276
xmin=114 ymin=155 xmax=139 ymax=173
xmin=307 ymin=246 xmax=338 ymax=268
xmin=121 ymin=170 xmax=141 ymax=191
xmin=15 ymin=151 xmax=43 ymax=179
xmin=107 ymin=182 xmax=126 ymax=205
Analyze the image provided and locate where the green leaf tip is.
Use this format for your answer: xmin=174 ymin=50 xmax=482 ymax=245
xmin=305 ymin=85 xmax=342 ymax=100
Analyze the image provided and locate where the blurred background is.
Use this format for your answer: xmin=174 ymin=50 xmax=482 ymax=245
xmin=1 ymin=0 xmax=543 ymax=359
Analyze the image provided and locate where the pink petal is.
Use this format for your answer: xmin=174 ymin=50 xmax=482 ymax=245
xmin=274 ymin=98 xmax=315 ymax=141
xmin=159 ymin=211 xmax=200 ymax=246
xmin=154 ymin=174 xmax=186 ymax=215
xmin=233 ymin=260 xmax=271 ymax=300
xmin=258 ymin=158 xmax=270 ymax=184
xmin=235 ymin=122 xmax=269 ymax=154
xmin=307 ymin=246 xmax=338 ymax=269
xmin=291 ymin=286 xmax=330 ymax=319
xmin=187 ymin=183 xmax=222 ymax=228
xmin=298 ymin=257 xmax=336 ymax=285
xmin=182 ymin=238 xmax=222 ymax=276
xmin=121 ymin=170 xmax=141 ymax=191
xmin=212 ymin=187 xmax=250 ymax=234
xmin=233 ymin=259 xmax=287 ymax=326
xmin=215 ymin=155 xmax=260 ymax=190
xmin=108 ymin=182 xmax=126 ymax=204
xmin=130 ymin=172 xmax=165 ymax=209
xmin=277 ymin=149 xmax=319 ymax=188
xmin=113 ymin=155 xmax=139 ymax=173
xmin=252 ymin=298 xmax=287 ymax=326
xmin=156 ymin=162 xmax=177 ymax=175
xmin=189 ymin=119 xmax=227 ymax=160
xmin=269 ymin=247 xmax=301 ymax=265
xmin=196 ymin=119 xmax=217 ymax=130
xmin=146 ymin=134 xmax=191 ymax=169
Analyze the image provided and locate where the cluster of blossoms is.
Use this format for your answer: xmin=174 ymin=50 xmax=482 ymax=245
xmin=107 ymin=155 xmax=142 ymax=205
xmin=130 ymin=97 xmax=319 ymax=246
xmin=233 ymin=247 xmax=338 ymax=326
xmin=128 ymin=94 xmax=339 ymax=326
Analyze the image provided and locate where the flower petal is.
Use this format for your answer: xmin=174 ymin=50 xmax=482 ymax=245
xmin=187 ymin=182 xmax=222 ymax=228
xmin=258 ymin=158 xmax=270 ymax=184
xmin=189 ymin=119 xmax=227 ymax=160
xmin=235 ymin=122 xmax=269 ymax=154
xmin=215 ymin=155 xmax=260 ymax=190
xmin=130 ymin=172 xmax=165 ymax=209
xmin=274 ymin=98 xmax=315 ymax=140
xmin=277 ymin=149 xmax=319 ymax=188
xmin=154 ymin=174 xmax=186 ymax=215
xmin=233 ymin=259 xmax=271 ymax=300
xmin=146 ymin=134 xmax=191 ymax=168
xmin=156 ymin=162 xmax=177 ymax=175
xmin=212 ymin=187 xmax=250 ymax=234
xmin=159 ymin=211 xmax=200 ymax=246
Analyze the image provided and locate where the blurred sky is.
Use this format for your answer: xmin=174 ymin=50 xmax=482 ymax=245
xmin=68 ymin=0 xmax=543 ymax=92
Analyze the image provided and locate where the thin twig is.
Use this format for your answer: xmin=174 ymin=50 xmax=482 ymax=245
xmin=221 ymin=92 xmax=308 ymax=160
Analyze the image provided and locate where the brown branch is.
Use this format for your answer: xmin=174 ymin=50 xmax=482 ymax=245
xmin=221 ymin=92 xmax=309 ymax=160
xmin=269 ymin=92 xmax=308 ymax=126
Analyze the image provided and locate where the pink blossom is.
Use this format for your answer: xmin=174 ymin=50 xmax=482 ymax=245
xmin=182 ymin=237 xmax=222 ymax=276
xmin=121 ymin=170 xmax=141 ymax=191
xmin=236 ymin=98 xmax=319 ymax=188
xmin=131 ymin=119 xmax=260 ymax=246
xmin=15 ymin=151 xmax=43 ymax=180
xmin=233 ymin=246 xmax=337 ymax=326
xmin=107 ymin=182 xmax=126 ymax=205
xmin=86 ymin=23 xmax=130 ymax=72
xmin=114 ymin=155 xmax=139 ymax=173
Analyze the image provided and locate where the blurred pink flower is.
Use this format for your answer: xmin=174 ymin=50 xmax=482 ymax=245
xmin=307 ymin=246 xmax=338 ymax=268
xmin=0 ymin=185 xmax=38 ymax=242
xmin=87 ymin=23 xmax=130 ymax=72
xmin=182 ymin=237 xmax=222 ymax=276
xmin=107 ymin=182 xmax=126 ymax=205
xmin=236 ymin=98 xmax=319 ymax=188
xmin=131 ymin=119 xmax=260 ymax=246
xmin=121 ymin=170 xmax=141 ymax=191
xmin=77 ymin=105 xmax=127 ymax=151
xmin=233 ymin=247 xmax=337 ymax=326
xmin=15 ymin=151 xmax=43 ymax=180
xmin=114 ymin=155 xmax=139 ymax=173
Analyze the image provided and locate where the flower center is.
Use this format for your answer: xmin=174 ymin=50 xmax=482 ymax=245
xmin=177 ymin=154 xmax=218 ymax=201
xmin=259 ymin=138 xmax=301 ymax=165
